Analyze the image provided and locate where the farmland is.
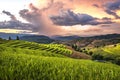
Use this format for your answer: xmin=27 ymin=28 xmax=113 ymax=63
xmin=85 ymin=44 xmax=120 ymax=65
xmin=0 ymin=39 xmax=120 ymax=80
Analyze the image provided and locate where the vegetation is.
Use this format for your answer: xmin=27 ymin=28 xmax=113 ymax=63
xmin=0 ymin=40 xmax=72 ymax=56
xmin=0 ymin=47 xmax=120 ymax=80
xmin=20 ymin=35 xmax=54 ymax=44
xmin=16 ymin=36 xmax=19 ymax=40
xmin=8 ymin=36 xmax=12 ymax=40
xmin=0 ymin=39 xmax=120 ymax=80
xmin=87 ymin=44 xmax=120 ymax=65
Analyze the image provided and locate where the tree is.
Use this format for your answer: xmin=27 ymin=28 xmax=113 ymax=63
xmin=114 ymin=44 xmax=117 ymax=47
xmin=16 ymin=36 xmax=19 ymax=40
xmin=89 ymin=51 xmax=93 ymax=55
xmin=74 ymin=44 xmax=77 ymax=50
xmin=9 ymin=36 xmax=12 ymax=40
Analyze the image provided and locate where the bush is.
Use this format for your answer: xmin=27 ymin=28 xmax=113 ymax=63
xmin=103 ymin=54 xmax=115 ymax=61
xmin=83 ymin=50 xmax=88 ymax=54
xmin=92 ymin=53 xmax=104 ymax=60
xmin=115 ymin=57 xmax=120 ymax=65
xmin=89 ymin=51 xmax=93 ymax=55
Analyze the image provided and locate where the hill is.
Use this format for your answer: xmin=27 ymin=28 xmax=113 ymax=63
xmin=20 ymin=35 xmax=54 ymax=44
xmin=0 ymin=32 xmax=27 ymax=39
xmin=51 ymin=35 xmax=80 ymax=41
xmin=0 ymin=39 xmax=72 ymax=56
xmin=0 ymin=33 xmax=54 ymax=44
xmin=87 ymin=43 xmax=120 ymax=65
xmin=62 ymin=34 xmax=120 ymax=48
xmin=0 ymin=39 xmax=120 ymax=80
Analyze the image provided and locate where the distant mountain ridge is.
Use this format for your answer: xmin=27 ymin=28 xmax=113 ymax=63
xmin=0 ymin=32 xmax=120 ymax=45
xmin=63 ymin=33 xmax=120 ymax=48
xmin=51 ymin=34 xmax=120 ymax=41
xmin=87 ymin=33 xmax=120 ymax=39
xmin=51 ymin=35 xmax=80 ymax=41
xmin=0 ymin=32 xmax=28 ymax=39
xmin=20 ymin=35 xmax=54 ymax=44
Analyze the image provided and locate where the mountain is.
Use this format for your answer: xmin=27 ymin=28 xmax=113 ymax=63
xmin=0 ymin=32 xmax=27 ymax=39
xmin=52 ymin=34 xmax=120 ymax=41
xmin=20 ymin=35 xmax=54 ymax=44
xmin=59 ymin=34 xmax=120 ymax=48
xmin=51 ymin=35 xmax=80 ymax=41
xmin=88 ymin=33 xmax=120 ymax=39
xmin=1 ymin=33 xmax=120 ymax=45
xmin=0 ymin=33 xmax=54 ymax=44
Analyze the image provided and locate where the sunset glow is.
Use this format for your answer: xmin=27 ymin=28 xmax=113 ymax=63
xmin=0 ymin=29 xmax=32 ymax=33
xmin=0 ymin=0 xmax=120 ymax=36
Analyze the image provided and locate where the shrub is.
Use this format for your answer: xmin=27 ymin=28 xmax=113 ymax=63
xmin=92 ymin=53 xmax=104 ymax=60
xmin=89 ymin=51 xmax=93 ymax=55
xmin=115 ymin=57 xmax=120 ymax=65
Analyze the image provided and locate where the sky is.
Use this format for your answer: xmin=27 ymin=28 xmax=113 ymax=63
xmin=0 ymin=0 xmax=120 ymax=36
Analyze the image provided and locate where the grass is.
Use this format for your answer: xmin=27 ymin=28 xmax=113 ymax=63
xmin=0 ymin=52 xmax=120 ymax=80
xmin=0 ymin=45 xmax=66 ymax=58
xmin=0 ymin=40 xmax=120 ymax=80
xmin=88 ymin=44 xmax=120 ymax=65
xmin=0 ymin=40 xmax=72 ymax=56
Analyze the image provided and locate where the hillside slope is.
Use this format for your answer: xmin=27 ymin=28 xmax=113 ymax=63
xmin=0 ymin=40 xmax=72 ymax=56
xmin=0 ymin=45 xmax=120 ymax=80
xmin=88 ymin=44 xmax=120 ymax=65
xmin=0 ymin=39 xmax=120 ymax=80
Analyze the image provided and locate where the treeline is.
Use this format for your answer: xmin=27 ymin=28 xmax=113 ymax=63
xmin=72 ymin=44 xmax=93 ymax=55
xmin=8 ymin=36 xmax=20 ymax=40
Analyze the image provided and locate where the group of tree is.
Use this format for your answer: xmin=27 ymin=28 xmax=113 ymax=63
xmin=9 ymin=36 xmax=20 ymax=40
xmin=71 ymin=44 xmax=93 ymax=55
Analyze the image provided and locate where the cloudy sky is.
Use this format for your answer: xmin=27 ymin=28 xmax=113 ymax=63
xmin=0 ymin=0 xmax=120 ymax=36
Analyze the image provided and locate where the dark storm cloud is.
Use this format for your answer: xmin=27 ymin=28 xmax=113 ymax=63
xmin=104 ymin=0 xmax=120 ymax=19
xmin=19 ymin=4 xmax=45 ymax=32
xmin=50 ymin=10 xmax=113 ymax=26
xmin=0 ymin=20 xmax=34 ymax=30
xmin=2 ymin=10 xmax=17 ymax=20
xmin=0 ymin=10 xmax=34 ymax=31
xmin=19 ymin=9 xmax=40 ymax=23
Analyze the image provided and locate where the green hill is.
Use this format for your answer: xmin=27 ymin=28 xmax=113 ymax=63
xmin=0 ymin=39 xmax=120 ymax=80
xmin=87 ymin=44 xmax=120 ymax=65
xmin=0 ymin=39 xmax=72 ymax=56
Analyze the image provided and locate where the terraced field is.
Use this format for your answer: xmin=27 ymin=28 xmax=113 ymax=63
xmin=0 ymin=39 xmax=120 ymax=80
xmin=89 ymin=44 xmax=120 ymax=65
xmin=0 ymin=40 xmax=72 ymax=56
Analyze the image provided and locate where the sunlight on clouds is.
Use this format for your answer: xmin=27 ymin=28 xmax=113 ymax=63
xmin=0 ymin=0 xmax=33 ymax=22
xmin=0 ymin=29 xmax=32 ymax=33
xmin=117 ymin=10 xmax=120 ymax=16
xmin=60 ymin=25 xmax=103 ymax=36
xmin=61 ymin=25 xmax=95 ymax=34
xmin=113 ymin=10 xmax=120 ymax=23
xmin=61 ymin=25 xmax=91 ymax=31
xmin=0 ymin=0 xmax=120 ymax=36
xmin=32 ymin=0 xmax=50 ymax=9
xmin=74 ymin=8 xmax=113 ymax=19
